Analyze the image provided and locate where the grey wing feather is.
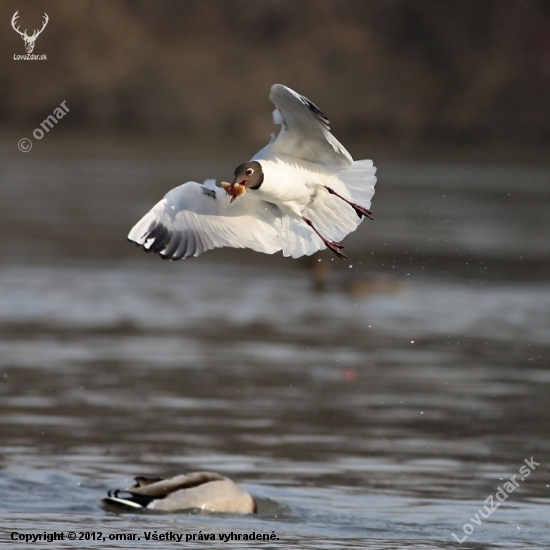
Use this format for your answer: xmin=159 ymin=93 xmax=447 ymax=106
xmin=126 ymin=472 xmax=226 ymax=497
xmin=262 ymin=84 xmax=353 ymax=167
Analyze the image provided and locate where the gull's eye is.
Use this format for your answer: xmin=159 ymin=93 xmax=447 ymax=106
xmin=245 ymin=168 xmax=254 ymax=176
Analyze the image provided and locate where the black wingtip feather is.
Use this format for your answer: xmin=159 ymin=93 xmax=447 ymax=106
xmin=300 ymin=96 xmax=330 ymax=129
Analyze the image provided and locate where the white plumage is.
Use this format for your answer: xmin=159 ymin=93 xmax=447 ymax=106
xmin=128 ymin=84 xmax=377 ymax=260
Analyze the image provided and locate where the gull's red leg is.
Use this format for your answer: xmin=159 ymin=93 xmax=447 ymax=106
xmin=324 ymin=186 xmax=373 ymax=220
xmin=302 ymin=216 xmax=347 ymax=260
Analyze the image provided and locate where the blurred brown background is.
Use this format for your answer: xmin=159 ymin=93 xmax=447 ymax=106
xmin=2 ymin=0 xmax=550 ymax=157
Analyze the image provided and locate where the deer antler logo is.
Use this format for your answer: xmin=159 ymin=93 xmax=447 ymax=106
xmin=12 ymin=11 xmax=49 ymax=54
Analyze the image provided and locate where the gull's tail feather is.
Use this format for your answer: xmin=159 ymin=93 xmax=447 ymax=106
xmin=330 ymin=159 xmax=377 ymax=211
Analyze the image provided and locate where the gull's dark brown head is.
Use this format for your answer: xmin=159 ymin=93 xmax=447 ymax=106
xmin=221 ymin=161 xmax=264 ymax=203
xmin=231 ymin=161 xmax=264 ymax=189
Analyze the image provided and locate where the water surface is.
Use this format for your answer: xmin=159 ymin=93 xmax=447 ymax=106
xmin=0 ymin=152 xmax=549 ymax=548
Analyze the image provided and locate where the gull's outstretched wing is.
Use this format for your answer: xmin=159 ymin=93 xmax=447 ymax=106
xmin=256 ymin=84 xmax=353 ymax=168
xmin=128 ymin=179 xmax=285 ymax=259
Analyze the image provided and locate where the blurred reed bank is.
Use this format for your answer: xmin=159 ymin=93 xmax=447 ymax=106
xmin=1 ymin=0 xmax=549 ymax=152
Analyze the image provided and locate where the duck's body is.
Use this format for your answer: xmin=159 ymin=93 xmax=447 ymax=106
xmin=128 ymin=84 xmax=377 ymax=260
xmin=103 ymin=472 xmax=256 ymax=514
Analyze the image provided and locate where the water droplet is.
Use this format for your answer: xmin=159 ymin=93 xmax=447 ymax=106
xmin=411 ymin=340 xmax=415 ymax=344
xmin=517 ymin=526 xmax=522 ymax=530
xmin=420 ymin=411 xmax=424 ymax=415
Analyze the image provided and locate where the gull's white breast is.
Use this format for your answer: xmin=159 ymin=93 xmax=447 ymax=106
xmin=252 ymin=154 xmax=331 ymax=217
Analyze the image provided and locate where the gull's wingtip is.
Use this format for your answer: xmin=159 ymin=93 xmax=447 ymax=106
xmin=269 ymin=83 xmax=292 ymax=101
